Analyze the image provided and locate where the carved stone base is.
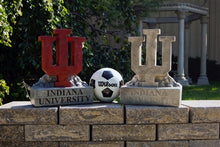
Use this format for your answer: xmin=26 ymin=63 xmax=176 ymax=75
xmin=185 ymin=75 xmax=193 ymax=84
xmin=30 ymin=86 xmax=93 ymax=107
xmin=197 ymin=75 xmax=209 ymax=85
xmin=120 ymin=85 xmax=182 ymax=107
xmin=176 ymin=76 xmax=189 ymax=86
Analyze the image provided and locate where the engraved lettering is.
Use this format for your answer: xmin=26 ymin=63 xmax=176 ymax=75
xmin=57 ymin=90 xmax=62 ymax=96
xmin=130 ymin=89 xmax=168 ymax=96
xmin=51 ymin=98 xmax=54 ymax=104
xmin=37 ymin=95 xmax=91 ymax=106
xmin=85 ymin=96 xmax=90 ymax=101
xmin=45 ymin=98 xmax=51 ymax=104
xmin=78 ymin=96 xmax=83 ymax=102
xmin=48 ymin=90 xmax=56 ymax=97
xmin=149 ymin=90 xmax=155 ymax=96
xmin=39 ymin=98 xmax=44 ymax=105
xmin=66 ymin=90 xmax=71 ymax=96
xmin=55 ymin=97 xmax=59 ymax=103
xmin=47 ymin=89 xmax=85 ymax=97
xmin=67 ymin=97 xmax=71 ymax=103
xmin=61 ymin=97 xmax=65 ymax=103
xmin=72 ymin=96 xmax=77 ymax=102
xmin=140 ymin=90 xmax=145 ymax=95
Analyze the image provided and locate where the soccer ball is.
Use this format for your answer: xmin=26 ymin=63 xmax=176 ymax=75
xmin=89 ymin=68 xmax=124 ymax=102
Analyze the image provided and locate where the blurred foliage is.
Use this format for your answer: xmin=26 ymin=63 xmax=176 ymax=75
xmin=0 ymin=78 xmax=9 ymax=105
xmin=0 ymin=0 xmax=162 ymax=103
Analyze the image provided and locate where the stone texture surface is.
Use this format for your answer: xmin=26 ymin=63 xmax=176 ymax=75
xmin=92 ymin=125 xmax=155 ymax=141
xmin=0 ymin=125 xmax=24 ymax=141
xmin=127 ymin=141 xmax=188 ymax=147
xmin=25 ymin=125 xmax=89 ymax=141
xmin=126 ymin=105 xmax=188 ymax=124
xmin=182 ymin=100 xmax=220 ymax=123
xmin=60 ymin=103 xmax=123 ymax=124
xmin=189 ymin=140 xmax=220 ymax=147
xmin=60 ymin=142 xmax=124 ymax=147
xmin=0 ymin=142 xmax=59 ymax=147
xmin=120 ymin=86 xmax=182 ymax=107
xmin=158 ymin=123 xmax=219 ymax=140
xmin=1 ymin=100 xmax=220 ymax=146
xmin=0 ymin=101 xmax=57 ymax=124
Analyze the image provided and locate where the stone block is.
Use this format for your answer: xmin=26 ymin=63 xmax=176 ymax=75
xmin=0 ymin=125 xmax=24 ymax=141
xmin=189 ymin=140 xmax=220 ymax=147
xmin=158 ymin=123 xmax=219 ymax=140
xmin=60 ymin=142 xmax=124 ymax=147
xmin=0 ymin=142 xmax=59 ymax=147
xmin=126 ymin=105 xmax=188 ymax=124
xmin=0 ymin=101 xmax=57 ymax=124
xmin=127 ymin=141 xmax=188 ymax=147
xmin=120 ymin=86 xmax=182 ymax=107
xmin=60 ymin=103 xmax=123 ymax=124
xmin=30 ymin=86 xmax=93 ymax=107
xmin=182 ymin=100 xmax=220 ymax=123
xmin=25 ymin=125 xmax=89 ymax=141
xmin=92 ymin=125 xmax=155 ymax=141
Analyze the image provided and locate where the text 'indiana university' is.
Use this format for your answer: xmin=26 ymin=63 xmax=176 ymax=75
xmin=47 ymin=89 xmax=83 ymax=97
xmin=38 ymin=96 xmax=91 ymax=105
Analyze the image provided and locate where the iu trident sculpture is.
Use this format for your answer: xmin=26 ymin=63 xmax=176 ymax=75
xmin=120 ymin=29 xmax=182 ymax=107
xmin=28 ymin=29 xmax=93 ymax=107
xmin=39 ymin=29 xmax=84 ymax=87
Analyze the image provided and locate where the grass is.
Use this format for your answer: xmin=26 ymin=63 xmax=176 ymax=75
xmin=182 ymin=81 xmax=220 ymax=100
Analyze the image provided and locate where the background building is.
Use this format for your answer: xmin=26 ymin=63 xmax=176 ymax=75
xmin=145 ymin=0 xmax=220 ymax=64
xmin=140 ymin=0 xmax=220 ymax=85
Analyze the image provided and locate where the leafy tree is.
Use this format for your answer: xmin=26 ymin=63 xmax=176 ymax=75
xmin=0 ymin=0 xmax=162 ymax=103
xmin=0 ymin=78 xmax=9 ymax=105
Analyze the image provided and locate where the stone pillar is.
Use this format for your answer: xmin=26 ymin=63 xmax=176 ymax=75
xmin=184 ymin=22 xmax=192 ymax=84
xmin=176 ymin=10 xmax=189 ymax=85
xmin=197 ymin=16 xmax=209 ymax=85
xmin=139 ymin=19 xmax=143 ymax=36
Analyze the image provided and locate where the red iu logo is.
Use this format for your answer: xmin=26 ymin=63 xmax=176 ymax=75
xmin=38 ymin=29 xmax=86 ymax=87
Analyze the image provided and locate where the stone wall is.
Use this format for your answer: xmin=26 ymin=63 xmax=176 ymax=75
xmin=0 ymin=100 xmax=220 ymax=147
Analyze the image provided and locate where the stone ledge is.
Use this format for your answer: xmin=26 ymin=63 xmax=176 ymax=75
xmin=1 ymin=100 xmax=220 ymax=145
xmin=126 ymin=105 xmax=189 ymax=124
xmin=59 ymin=103 xmax=123 ymax=125
xmin=25 ymin=125 xmax=90 ymax=141
xmin=60 ymin=141 xmax=124 ymax=147
xmin=0 ymin=142 xmax=59 ymax=147
xmin=158 ymin=123 xmax=219 ymax=140
xmin=127 ymin=141 xmax=188 ymax=147
xmin=189 ymin=140 xmax=220 ymax=147
xmin=182 ymin=100 xmax=220 ymax=123
xmin=92 ymin=125 xmax=155 ymax=141
xmin=0 ymin=101 xmax=58 ymax=124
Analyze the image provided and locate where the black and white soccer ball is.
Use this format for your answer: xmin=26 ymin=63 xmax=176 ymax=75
xmin=89 ymin=68 xmax=124 ymax=102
